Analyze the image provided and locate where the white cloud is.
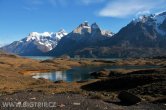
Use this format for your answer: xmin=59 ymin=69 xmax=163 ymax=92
xmin=22 ymin=0 xmax=43 ymax=11
xmin=98 ymin=0 xmax=166 ymax=18
xmin=136 ymin=11 xmax=150 ymax=17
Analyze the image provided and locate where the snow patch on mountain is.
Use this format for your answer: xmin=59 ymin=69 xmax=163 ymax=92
xmin=132 ymin=12 xmax=166 ymax=36
xmin=73 ymin=21 xmax=91 ymax=34
xmin=8 ymin=29 xmax=68 ymax=53
xmin=102 ymin=30 xmax=114 ymax=37
xmin=21 ymin=29 xmax=67 ymax=52
xmin=55 ymin=29 xmax=67 ymax=39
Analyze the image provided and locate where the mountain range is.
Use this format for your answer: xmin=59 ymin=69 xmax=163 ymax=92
xmin=1 ymin=11 xmax=166 ymax=58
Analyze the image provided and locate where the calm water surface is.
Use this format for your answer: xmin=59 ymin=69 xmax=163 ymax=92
xmin=32 ymin=65 xmax=159 ymax=82
xmin=23 ymin=56 xmax=121 ymax=61
xmin=23 ymin=56 xmax=54 ymax=60
xmin=25 ymin=56 xmax=160 ymax=82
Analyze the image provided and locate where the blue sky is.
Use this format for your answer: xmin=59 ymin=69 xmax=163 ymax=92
xmin=0 ymin=0 xmax=166 ymax=45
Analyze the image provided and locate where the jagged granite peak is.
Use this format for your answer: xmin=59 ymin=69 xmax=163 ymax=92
xmin=73 ymin=21 xmax=91 ymax=34
xmin=1 ymin=29 xmax=68 ymax=56
xmin=91 ymin=22 xmax=102 ymax=36
xmin=72 ymin=21 xmax=113 ymax=37
xmin=81 ymin=21 xmax=90 ymax=27
xmin=91 ymin=22 xmax=100 ymax=29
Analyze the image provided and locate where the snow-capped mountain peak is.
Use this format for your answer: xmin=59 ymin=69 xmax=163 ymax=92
xmin=72 ymin=21 xmax=114 ymax=37
xmin=91 ymin=23 xmax=101 ymax=37
xmin=91 ymin=23 xmax=100 ymax=29
xmin=56 ymin=29 xmax=68 ymax=39
xmin=73 ymin=21 xmax=91 ymax=34
xmin=81 ymin=21 xmax=90 ymax=28
xmin=132 ymin=11 xmax=166 ymax=36
xmin=26 ymin=32 xmax=53 ymax=42
xmin=3 ymin=29 xmax=68 ymax=54
xmin=26 ymin=29 xmax=67 ymax=41
xmin=26 ymin=30 xmax=67 ymax=52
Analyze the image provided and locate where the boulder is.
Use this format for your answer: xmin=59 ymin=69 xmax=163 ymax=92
xmin=54 ymin=80 xmax=64 ymax=83
xmin=118 ymin=91 xmax=141 ymax=104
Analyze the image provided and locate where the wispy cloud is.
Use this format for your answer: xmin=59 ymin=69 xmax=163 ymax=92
xmin=22 ymin=0 xmax=107 ymax=11
xmin=136 ymin=11 xmax=150 ymax=17
xmin=47 ymin=0 xmax=106 ymax=6
xmin=23 ymin=0 xmax=106 ymax=8
xmin=23 ymin=0 xmax=70 ymax=8
xmin=98 ymin=0 xmax=166 ymax=18
xmin=22 ymin=0 xmax=166 ymax=17
xmin=80 ymin=0 xmax=106 ymax=5
xmin=22 ymin=0 xmax=44 ymax=11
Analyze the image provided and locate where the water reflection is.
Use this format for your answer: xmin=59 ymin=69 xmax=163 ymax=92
xmin=32 ymin=69 xmax=91 ymax=82
xmin=32 ymin=65 xmax=160 ymax=82
xmin=23 ymin=56 xmax=54 ymax=60
xmin=33 ymin=71 xmax=66 ymax=81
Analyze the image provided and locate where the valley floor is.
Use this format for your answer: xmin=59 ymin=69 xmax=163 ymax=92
xmin=0 ymin=53 xmax=166 ymax=110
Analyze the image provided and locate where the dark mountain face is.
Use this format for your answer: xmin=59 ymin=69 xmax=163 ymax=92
xmin=160 ymin=19 xmax=166 ymax=31
xmin=109 ymin=14 xmax=166 ymax=48
xmin=100 ymin=13 xmax=166 ymax=57
xmin=48 ymin=22 xmax=113 ymax=57
xmin=109 ymin=22 xmax=158 ymax=48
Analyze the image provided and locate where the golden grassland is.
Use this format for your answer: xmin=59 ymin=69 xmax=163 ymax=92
xmin=0 ymin=53 xmax=165 ymax=102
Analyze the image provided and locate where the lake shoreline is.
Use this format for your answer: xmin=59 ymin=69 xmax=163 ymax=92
xmin=0 ymin=53 xmax=165 ymax=109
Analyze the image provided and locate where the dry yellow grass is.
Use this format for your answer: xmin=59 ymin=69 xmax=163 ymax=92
xmin=0 ymin=53 xmax=165 ymax=101
xmin=0 ymin=54 xmax=111 ymax=94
